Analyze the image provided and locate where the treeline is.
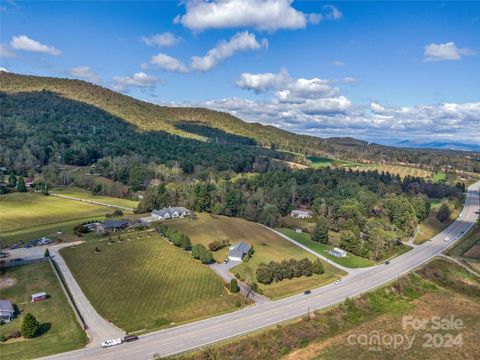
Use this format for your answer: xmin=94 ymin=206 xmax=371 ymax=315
xmin=0 ymin=91 xmax=294 ymax=190
xmin=256 ymin=258 xmax=324 ymax=285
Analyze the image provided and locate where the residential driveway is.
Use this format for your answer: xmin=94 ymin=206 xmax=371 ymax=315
xmin=48 ymin=245 xmax=125 ymax=346
xmin=209 ymin=262 xmax=270 ymax=304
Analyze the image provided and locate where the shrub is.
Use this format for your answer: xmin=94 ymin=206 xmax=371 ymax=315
xmin=44 ymin=248 xmax=50 ymax=257
xmin=230 ymin=279 xmax=239 ymax=293
xmin=21 ymin=313 xmax=40 ymax=338
xmin=256 ymin=258 xmax=315 ymax=284
xmin=208 ymin=239 xmax=230 ymax=251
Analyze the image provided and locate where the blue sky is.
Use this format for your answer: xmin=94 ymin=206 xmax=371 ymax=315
xmin=1 ymin=1 xmax=479 ymax=146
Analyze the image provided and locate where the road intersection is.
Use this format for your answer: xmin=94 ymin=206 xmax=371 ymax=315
xmin=43 ymin=181 xmax=479 ymax=360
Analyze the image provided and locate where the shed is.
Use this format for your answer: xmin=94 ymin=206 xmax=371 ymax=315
xmin=31 ymin=292 xmax=47 ymax=302
xmin=0 ymin=300 xmax=14 ymax=322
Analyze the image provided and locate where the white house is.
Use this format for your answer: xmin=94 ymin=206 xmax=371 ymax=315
xmin=151 ymin=207 xmax=191 ymax=221
xmin=290 ymin=209 xmax=313 ymax=219
xmin=328 ymin=247 xmax=347 ymax=258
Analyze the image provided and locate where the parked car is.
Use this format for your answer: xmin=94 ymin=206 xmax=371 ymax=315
xmin=303 ymin=290 xmax=311 ymax=295
xmin=10 ymin=258 xmax=22 ymax=263
xmin=123 ymin=334 xmax=139 ymax=343
xmin=101 ymin=338 xmax=122 ymax=348
xmin=223 ymin=259 xmax=229 ymax=264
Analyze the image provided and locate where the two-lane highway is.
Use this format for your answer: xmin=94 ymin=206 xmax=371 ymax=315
xmin=44 ymin=181 xmax=480 ymax=360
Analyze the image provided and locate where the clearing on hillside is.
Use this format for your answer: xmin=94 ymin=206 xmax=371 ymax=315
xmin=0 ymin=192 xmax=111 ymax=246
xmin=51 ymin=186 xmax=138 ymax=209
xmin=0 ymin=261 xmax=87 ymax=360
xmin=61 ymin=231 xmax=249 ymax=333
xmin=167 ymin=213 xmax=345 ymax=299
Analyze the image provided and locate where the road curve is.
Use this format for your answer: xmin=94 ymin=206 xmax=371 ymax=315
xmin=43 ymin=181 xmax=480 ymax=360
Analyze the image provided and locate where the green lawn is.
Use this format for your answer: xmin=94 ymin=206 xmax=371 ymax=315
xmin=0 ymin=192 xmax=111 ymax=246
xmin=432 ymin=171 xmax=447 ymax=183
xmin=61 ymin=231 xmax=249 ymax=333
xmin=307 ymin=156 xmax=360 ymax=168
xmin=51 ymin=187 xmax=138 ymax=209
xmin=277 ymin=228 xmax=374 ymax=268
xmin=167 ymin=214 xmax=345 ymax=299
xmin=0 ymin=261 xmax=87 ymax=359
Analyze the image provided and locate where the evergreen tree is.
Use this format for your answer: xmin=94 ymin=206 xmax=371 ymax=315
xmin=436 ymin=203 xmax=451 ymax=223
xmin=44 ymin=248 xmax=50 ymax=257
xmin=312 ymin=258 xmax=324 ymax=274
xmin=230 ymin=279 xmax=239 ymax=293
xmin=8 ymin=174 xmax=17 ymax=188
xmin=312 ymin=216 xmax=329 ymax=244
xmin=21 ymin=313 xmax=40 ymax=339
xmin=17 ymin=177 xmax=27 ymax=192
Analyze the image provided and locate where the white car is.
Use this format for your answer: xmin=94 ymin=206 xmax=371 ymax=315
xmin=459 ymin=212 xmax=463 ymax=218
xmin=101 ymin=338 xmax=122 ymax=348
xmin=335 ymin=279 xmax=342 ymax=284
xmin=444 ymin=237 xmax=450 ymax=242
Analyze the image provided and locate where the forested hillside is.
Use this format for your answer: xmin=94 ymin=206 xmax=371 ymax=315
xmin=1 ymin=72 xmax=478 ymax=173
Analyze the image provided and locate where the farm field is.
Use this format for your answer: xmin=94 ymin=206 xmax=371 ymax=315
xmin=51 ymin=187 xmax=138 ymax=209
xmin=350 ymin=164 xmax=433 ymax=178
xmin=0 ymin=192 xmax=111 ymax=246
xmin=307 ymin=156 xmax=360 ymax=168
xmin=414 ymin=199 xmax=460 ymax=244
xmin=277 ymin=228 xmax=374 ymax=268
xmin=0 ymin=261 xmax=87 ymax=360
xmin=61 ymin=231 xmax=249 ymax=333
xmin=167 ymin=214 xmax=345 ymax=299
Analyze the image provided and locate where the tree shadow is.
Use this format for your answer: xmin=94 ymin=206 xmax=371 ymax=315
xmin=37 ymin=322 xmax=51 ymax=337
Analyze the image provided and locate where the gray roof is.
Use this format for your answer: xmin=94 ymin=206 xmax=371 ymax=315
xmin=229 ymin=241 xmax=251 ymax=258
xmin=102 ymin=219 xmax=129 ymax=229
xmin=0 ymin=300 xmax=14 ymax=313
xmin=152 ymin=209 xmax=171 ymax=217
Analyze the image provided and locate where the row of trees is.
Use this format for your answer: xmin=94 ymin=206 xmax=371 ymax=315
xmin=256 ymin=258 xmax=324 ymax=285
xmin=156 ymin=225 xmax=191 ymax=251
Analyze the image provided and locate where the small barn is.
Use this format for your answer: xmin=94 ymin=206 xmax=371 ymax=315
xmin=0 ymin=300 xmax=14 ymax=322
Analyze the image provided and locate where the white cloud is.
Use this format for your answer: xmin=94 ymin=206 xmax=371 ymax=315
xmin=237 ymin=69 xmax=339 ymax=103
xmin=0 ymin=66 xmax=9 ymax=72
xmin=423 ymin=42 xmax=476 ymax=62
xmin=142 ymin=32 xmax=182 ymax=47
xmin=70 ymin=66 xmax=101 ymax=83
xmin=175 ymin=0 xmax=342 ymax=32
xmin=10 ymin=35 xmax=61 ymax=56
xmin=343 ymin=76 xmax=358 ymax=85
xmin=236 ymin=68 xmax=289 ymax=93
xmin=112 ymin=72 xmax=161 ymax=92
xmin=150 ymin=53 xmax=189 ymax=73
xmin=333 ymin=60 xmax=344 ymax=67
xmin=191 ymin=31 xmax=267 ymax=71
xmin=0 ymin=43 xmax=16 ymax=58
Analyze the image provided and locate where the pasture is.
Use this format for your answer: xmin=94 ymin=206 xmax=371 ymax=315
xmin=277 ymin=228 xmax=374 ymax=268
xmin=51 ymin=187 xmax=138 ymax=209
xmin=0 ymin=261 xmax=87 ymax=359
xmin=0 ymin=192 xmax=111 ymax=246
xmin=167 ymin=214 xmax=345 ymax=299
xmin=61 ymin=232 xmax=248 ymax=333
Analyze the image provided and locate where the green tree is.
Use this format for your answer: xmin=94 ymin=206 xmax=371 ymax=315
xmin=339 ymin=230 xmax=362 ymax=256
xmin=17 ymin=176 xmax=27 ymax=192
xmin=312 ymin=216 xmax=329 ymax=244
xmin=230 ymin=279 xmax=239 ymax=293
xmin=8 ymin=174 xmax=17 ymax=188
xmin=436 ymin=203 xmax=451 ymax=223
xmin=44 ymin=248 xmax=50 ymax=257
xmin=191 ymin=244 xmax=205 ymax=259
xmin=312 ymin=258 xmax=324 ymax=274
xmin=21 ymin=313 xmax=40 ymax=338
xmin=199 ymin=248 xmax=214 ymax=264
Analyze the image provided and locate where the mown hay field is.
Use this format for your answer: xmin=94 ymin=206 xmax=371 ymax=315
xmin=61 ymin=232 xmax=248 ymax=333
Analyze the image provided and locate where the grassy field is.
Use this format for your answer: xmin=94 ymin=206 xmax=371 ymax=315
xmin=277 ymin=228 xmax=374 ymax=268
xmin=61 ymin=231 xmax=249 ymax=333
xmin=167 ymin=214 xmax=345 ymax=299
xmin=51 ymin=187 xmax=138 ymax=209
xmin=432 ymin=171 xmax=447 ymax=183
xmin=414 ymin=199 xmax=460 ymax=244
xmin=307 ymin=156 xmax=360 ymax=168
xmin=0 ymin=261 xmax=87 ymax=359
xmin=350 ymin=164 xmax=433 ymax=178
xmin=448 ymin=224 xmax=480 ymax=261
xmin=0 ymin=192 xmax=113 ymax=246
